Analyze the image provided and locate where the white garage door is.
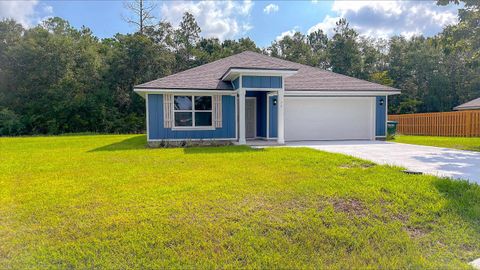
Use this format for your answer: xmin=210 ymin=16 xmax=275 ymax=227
xmin=284 ymin=97 xmax=375 ymax=141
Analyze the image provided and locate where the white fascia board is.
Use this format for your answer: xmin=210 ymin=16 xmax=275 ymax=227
xmin=148 ymin=138 xmax=236 ymax=142
xmin=454 ymin=106 xmax=480 ymax=111
xmin=284 ymin=90 xmax=401 ymax=96
xmin=134 ymin=88 xmax=237 ymax=98
xmin=222 ymin=69 xmax=298 ymax=81
xmin=242 ymin=88 xmax=280 ymax=92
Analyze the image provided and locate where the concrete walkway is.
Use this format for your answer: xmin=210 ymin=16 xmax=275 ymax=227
xmin=285 ymin=141 xmax=480 ymax=185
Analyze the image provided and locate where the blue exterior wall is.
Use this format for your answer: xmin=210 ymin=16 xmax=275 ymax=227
xmin=269 ymin=95 xmax=278 ymax=138
xmin=376 ymin=96 xmax=387 ymax=137
xmin=242 ymin=76 xmax=282 ymax=88
xmin=147 ymin=94 xmax=236 ymax=140
xmin=240 ymin=75 xmax=281 ymax=138
xmin=246 ymin=91 xmax=267 ymax=137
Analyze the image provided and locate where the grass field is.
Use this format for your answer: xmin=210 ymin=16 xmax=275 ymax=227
xmin=392 ymin=135 xmax=480 ymax=152
xmin=1 ymin=135 xmax=479 ymax=269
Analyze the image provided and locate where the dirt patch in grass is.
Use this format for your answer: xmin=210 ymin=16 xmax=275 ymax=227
xmin=405 ymin=226 xmax=429 ymax=239
xmin=339 ymin=161 xmax=375 ymax=169
xmin=331 ymin=198 xmax=367 ymax=217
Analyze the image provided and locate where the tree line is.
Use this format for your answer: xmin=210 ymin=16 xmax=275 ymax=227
xmin=0 ymin=0 xmax=478 ymax=136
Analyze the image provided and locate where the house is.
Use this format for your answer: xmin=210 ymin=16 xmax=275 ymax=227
xmin=134 ymin=51 xmax=400 ymax=145
xmin=454 ymin=97 xmax=480 ymax=111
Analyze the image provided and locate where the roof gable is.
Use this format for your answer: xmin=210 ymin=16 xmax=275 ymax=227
xmin=135 ymin=51 xmax=400 ymax=92
xmin=454 ymin=97 xmax=480 ymax=110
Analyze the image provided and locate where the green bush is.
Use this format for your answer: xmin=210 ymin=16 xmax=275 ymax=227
xmin=0 ymin=108 xmax=25 ymax=136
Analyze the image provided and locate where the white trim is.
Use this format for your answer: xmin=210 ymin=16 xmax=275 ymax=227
xmin=172 ymin=95 xmax=214 ymax=130
xmin=135 ymin=89 xmax=399 ymax=98
xmin=277 ymin=77 xmax=285 ymax=144
xmin=371 ymin=97 xmax=376 ymax=140
xmin=238 ymin=76 xmax=246 ymax=144
xmin=172 ymin=127 xmax=216 ymax=131
xmin=148 ymin=138 xmax=236 ymax=142
xmin=385 ymin=96 xmax=388 ymax=137
xmin=240 ymin=88 xmax=281 ymax=92
xmin=134 ymin=88 xmax=237 ymax=98
xmin=284 ymin=91 xmax=400 ymax=96
xmin=235 ymin=91 xmax=238 ymax=141
xmin=245 ymin=97 xmax=257 ymax=139
xmin=221 ymin=68 xmax=297 ymax=81
xmin=146 ymin=94 xmax=150 ymax=141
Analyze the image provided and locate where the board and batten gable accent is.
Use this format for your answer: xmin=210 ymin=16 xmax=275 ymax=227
xmin=376 ymin=96 xmax=387 ymax=137
xmin=242 ymin=76 xmax=282 ymax=89
xmin=147 ymin=94 xmax=236 ymax=140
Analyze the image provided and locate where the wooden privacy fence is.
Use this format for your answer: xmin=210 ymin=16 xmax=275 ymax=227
xmin=389 ymin=110 xmax=480 ymax=137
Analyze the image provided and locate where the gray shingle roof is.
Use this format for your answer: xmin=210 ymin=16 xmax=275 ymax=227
xmin=135 ymin=51 xmax=400 ymax=92
xmin=454 ymin=97 xmax=480 ymax=110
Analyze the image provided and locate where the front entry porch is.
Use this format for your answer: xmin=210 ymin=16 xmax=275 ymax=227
xmin=237 ymin=90 xmax=285 ymax=144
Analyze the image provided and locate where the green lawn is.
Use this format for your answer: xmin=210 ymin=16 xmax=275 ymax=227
xmin=392 ymin=135 xmax=480 ymax=152
xmin=1 ymin=135 xmax=479 ymax=269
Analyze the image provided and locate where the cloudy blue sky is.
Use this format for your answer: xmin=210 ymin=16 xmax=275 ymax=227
xmin=0 ymin=0 xmax=462 ymax=47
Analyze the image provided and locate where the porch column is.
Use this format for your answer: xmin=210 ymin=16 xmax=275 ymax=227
xmin=238 ymin=88 xmax=246 ymax=144
xmin=277 ymin=89 xmax=285 ymax=144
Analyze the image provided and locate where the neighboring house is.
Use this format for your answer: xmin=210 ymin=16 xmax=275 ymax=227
xmin=134 ymin=51 xmax=400 ymax=144
xmin=454 ymin=97 xmax=480 ymax=111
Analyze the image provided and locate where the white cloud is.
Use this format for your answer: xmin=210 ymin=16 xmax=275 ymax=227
xmin=161 ymin=0 xmax=254 ymax=41
xmin=0 ymin=0 xmax=53 ymax=27
xmin=276 ymin=26 xmax=300 ymax=41
xmin=307 ymin=1 xmax=459 ymax=38
xmin=263 ymin=4 xmax=279 ymax=14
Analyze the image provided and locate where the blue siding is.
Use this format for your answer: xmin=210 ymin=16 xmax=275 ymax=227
xmin=148 ymin=94 xmax=236 ymax=140
xmin=242 ymin=76 xmax=282 ymax=88
xmin=257 ymin=92 xmax=267 ymax=137
xmin=376 ymin=96 xmax=387 ymax=137
xmin=269 ymin=95 xmax=278 ymax=138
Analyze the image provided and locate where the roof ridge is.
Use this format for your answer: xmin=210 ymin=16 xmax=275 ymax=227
xmin=243 ymin=51 xmax=398 ymax=90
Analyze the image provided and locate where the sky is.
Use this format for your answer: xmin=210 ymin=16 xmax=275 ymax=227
xmin=0 ymin=0 xmax=462 ymax=47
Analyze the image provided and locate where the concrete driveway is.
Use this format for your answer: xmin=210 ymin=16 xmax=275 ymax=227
xmin=286 ymin=141 xmax=480 ymax=185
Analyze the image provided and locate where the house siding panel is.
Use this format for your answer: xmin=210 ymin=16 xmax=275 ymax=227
xmin=269 ymin=95 xmax=278 ymax=138
xmin=147 ymin=94 xmax=236 ymax=140
xmin=242 ymin=76 xmax=282 ymax=88
xmin=257 ymin=92 xmax=267 ymax=137
xmin=376 ymin=96 xmax=386 ymax=137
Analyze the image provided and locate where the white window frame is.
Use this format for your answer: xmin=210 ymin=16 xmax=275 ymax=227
xmin=172 ymin=95 xmax=215 ymax=130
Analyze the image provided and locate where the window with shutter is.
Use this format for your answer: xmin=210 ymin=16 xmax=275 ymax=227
xmin=172 ymin=95 xmax=214 ymax=128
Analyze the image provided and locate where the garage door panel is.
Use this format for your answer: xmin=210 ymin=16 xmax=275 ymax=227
xmin=285 ymin=97 xmax=374 ymax=141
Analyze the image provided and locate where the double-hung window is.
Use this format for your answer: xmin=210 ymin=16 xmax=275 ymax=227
xmin=173 ymin=95 xmax=213 ymax=128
